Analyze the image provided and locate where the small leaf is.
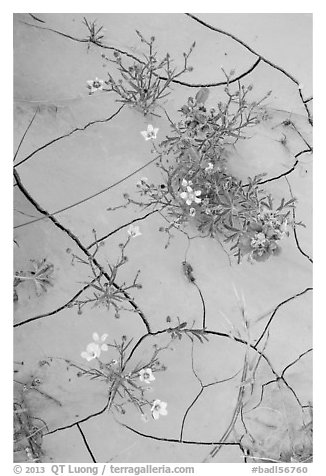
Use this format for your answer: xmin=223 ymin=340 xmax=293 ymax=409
xmin=178 ymin=322 xmax=187 ymax=329
xmin=195 ymin=87 xmax=209 ymax=105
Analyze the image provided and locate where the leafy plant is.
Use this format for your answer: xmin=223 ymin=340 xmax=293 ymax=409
xmin=14 ymin=395 xmax=47 ymax=463
xmin=14 ymin=258 xmax=54 ymax=300
xmin=82 ymin=17 xmax=105 ymax=49
xmin=166 ymin=316 xmax=209 ymax=343
xmin=161 ymin=73 xmax=271 ymax=158
xmin=103 ymin=30 xmax=195 ymax=115
xmin=67 ymin=230 xmax=142 ymax=318
xmin=110 ymin=79 xmax=302 ymax=262
xmin=66 ymin=334 xmax=171 ymax=422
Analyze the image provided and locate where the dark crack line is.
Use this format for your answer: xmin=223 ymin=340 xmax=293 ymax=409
xmin=76 ymin=423 xmax=97 ymax=463
xmin=185 ymin=13 xmax=298 ymax=84
xmin=179 ymin=340 xmax=204 ymax=441
xmin=180 ymin=341 xmax=241 ymax=441
xmin=242 ymin=149 xmax=311 ymax=188
xmin=43 ymin=328 xmax=280 ymax=438
xmin=185 ymin=13 xmax=312 ymax=124
xmin=243 ymin=149 xmax=311 ymax=187
xmin=14 ymin=155 xmax=159 ymax=230
xmin=285 ymin=120 xmax=313 ymax=152
xmin=179 ymin=388 xmax=203 ymax=441
xmin=21 ymin=21 xmax=91 ymax=43
xmin=248 ymin=347 xmax=312 ymax=413
xmin=120 ymin=422 xmax=241 ymax=446
xmin=281 ymin=348 xmax=312 ymax=378
xmin=45 ymin=382 xmax=117 ymax=436
xmin=15 ymin=212 xmax=159 ymax=328
xmin=303 ymin=96 xmax=312 ymax=104
xmin=14 ymin=208 xmax=40 ymax=219
xmin=246 ymin=378 xmax=276 ymax=412
xmin=14 ymin=168 xmax=151 ymax=333
xmin=299 ymin=89 xmax=313 ymax=126
xmin=254 ymin=287 xmax=312 ymax=349
xmin=21 ymin=20 xmax=262 ymax=89
xmin=258 ymin=161 xmax=299 ymax=186
xmin=280 ymin=375 xmax=304 ymax=409
xmin=122 ymin=333 xmax=151 ymax=370
xmin=193 ymin=282 xmax=206 ymax=329
xmin=285 ymin=176 xmax=313 ymax=264
xmin=168 ymin=57 xmax=262 ymax=87
xmin=13 ymin=281 xmax=95 ymax=328
xmin=87 ymin=210 xmax=158 ymax=249
xmin=292 ymin=214 xmax=313 ymax=263
xmin=21 ymin=16 xmax=313 ymax=127
xmin=123 ymin=327 xmax=280 ymax=382
xmin=14 ymin=105 xmax=124 ymax=168
xmin=45 ymin=406 xmax=107 ymax=436
xmin=14 ymin=107 xmax=39 ymax=163
xmin=28 ymin=13 xmax=45 ymax=23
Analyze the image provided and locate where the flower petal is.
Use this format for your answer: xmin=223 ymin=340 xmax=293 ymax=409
xmin=140 ymin=131 xmax=149 ymax=139
xmin=160 ymin=401 xmax=168 ymax=411
xmin=100 ymin=333 xmax=108 ymax=342
xmin=86 ymin=342 xmax=100 ymax=357
xmin=101 ymin=343 xmax=109 ymax=352
xmin=179 ymin=192 xmax=187 ymax=200
xmin=92 ymin=332 xmax=99 ymax=342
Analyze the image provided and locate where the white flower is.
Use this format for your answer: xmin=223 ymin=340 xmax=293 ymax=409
xmin=151 ymin=399 xmax=168 ymax=420
xmin=205 ymin=162 xmax=214 ymax=172
xmin=182 ymin=178 xmax=192 ymax=187
xmin=87 ymin=77 xmax=104 ymax=94
xmin=81 ymin=333 xmax=109 ymax=361
xmin=92 ymin=332 xmax=109 ymax=351
xmin=180 ymin=186 xmax=202 ymax=206
xmin=139 ymin=368 xmax=155 ymax=384
xmin=140 ymin=124 xmax=159 ymax=141
xmin=251 ymin=232 xmax=267 ymax=248
xmin=127 ymin=224 xmax=142 ymax=238
xmin=81 ymin=342 xmax=101 ymax=362
xmin=189 ymin=208 xmax=196 ymax=217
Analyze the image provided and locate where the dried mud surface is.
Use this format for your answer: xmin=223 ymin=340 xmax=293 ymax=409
xmin=14 ymin=13 xmax=312 ymax=463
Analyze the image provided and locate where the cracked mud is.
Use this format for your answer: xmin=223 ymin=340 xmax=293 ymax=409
xmin=13 ymin=13 xmax=312 ymax=464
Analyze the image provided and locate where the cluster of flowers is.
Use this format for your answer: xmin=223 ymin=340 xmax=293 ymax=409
xmin=81 ymin=333 xmax=168 ymax=421
xmin=177 ymin=167 xmax=239 ymax=219
xmin=239 ymin=208 xmax=289 ymax=262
